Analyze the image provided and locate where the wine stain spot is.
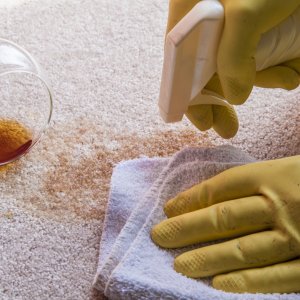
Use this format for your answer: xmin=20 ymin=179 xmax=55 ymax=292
xmin=0 ymin=158 xmax=27 ymax=175
xmin=26 ymin=121 xmax=210 ymax=220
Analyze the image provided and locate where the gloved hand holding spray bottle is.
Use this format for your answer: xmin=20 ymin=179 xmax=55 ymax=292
xmin=151 ymin=0 xmax=300 ymax=293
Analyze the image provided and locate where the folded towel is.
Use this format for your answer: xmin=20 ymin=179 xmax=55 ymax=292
xmin=93 ymin=146 xmax=300 ymax=300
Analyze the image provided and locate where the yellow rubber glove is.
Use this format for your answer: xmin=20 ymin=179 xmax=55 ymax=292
xmin=151 ymin=155 xmax=300 ymax=293
xmin=167 ymin=0 xmax=300 ymax=137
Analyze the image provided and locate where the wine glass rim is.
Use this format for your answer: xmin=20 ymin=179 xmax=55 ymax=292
xmin=0 ymin=38 xmax=41 ymax=71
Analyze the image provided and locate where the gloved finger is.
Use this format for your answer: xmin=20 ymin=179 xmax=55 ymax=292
xmin=185 ymin=104 xmax=213 ymax=131
xmin=218 ymin=0 xmax=300 ymax=104
xmin=152 ymin=196 xmax=273 ymax=248
xmin=255 ymin=66 xmax=299 ymax=90
xmin=205 ymin=75 xmax=239 ymax=139
xmin=212 ymin=105 xmax=239 ymax=139
xmin=281 ymin=57 xmax=300 ymax=74
xmin=205 ymin=73 xmax=224 ymax=97
xmin=207 ymin=60 xmax=300 ymax=92
xmin=166 ymin=0 xmax=200 ymax=34
xmin=174 ymin=230 xmax=293 ymax=278
xmin=213 ymin=258 xmax=300 ymax=293
xmin=164 ymin=161 xmax=263 ymax=218
xmin=186 ymin=75 xmax=239 ymax=138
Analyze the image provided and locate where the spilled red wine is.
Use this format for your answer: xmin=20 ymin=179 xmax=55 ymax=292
xmin=0 ymin=119 xmax=33 ymax=164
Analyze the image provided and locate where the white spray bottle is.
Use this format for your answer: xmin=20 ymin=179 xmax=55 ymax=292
xmin=159 ymin=0 xmax=300 ymax=123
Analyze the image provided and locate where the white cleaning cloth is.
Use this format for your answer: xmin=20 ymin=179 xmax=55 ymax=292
xmin=93 ymin=146 xmax=300 ymax=300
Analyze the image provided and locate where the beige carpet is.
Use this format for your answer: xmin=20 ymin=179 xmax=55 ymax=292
xmin=0 ymin=0 xmax=299 ymax=299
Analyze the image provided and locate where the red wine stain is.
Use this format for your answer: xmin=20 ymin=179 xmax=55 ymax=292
xmin=26 ymin=125 xmax=212 ymax=221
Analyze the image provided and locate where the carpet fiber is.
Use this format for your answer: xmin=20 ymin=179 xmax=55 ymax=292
xmin=0 ymin=0 xmax=299 ymax=299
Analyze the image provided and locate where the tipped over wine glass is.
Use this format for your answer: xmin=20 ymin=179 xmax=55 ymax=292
xmin=0 ymin=39 xmax=53 ymax=166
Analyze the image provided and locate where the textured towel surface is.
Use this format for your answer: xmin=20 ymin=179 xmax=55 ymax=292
xmin=94 ymin=146 xmax=300 ymax=299
xmin=0 ymin=0 xmax=299 ymax=299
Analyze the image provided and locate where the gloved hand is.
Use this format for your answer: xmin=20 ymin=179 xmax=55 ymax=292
xmin=151 ymin=155 xmax=300 ymax=293
xmin=167 ymin=0 xmax=300 ymax=138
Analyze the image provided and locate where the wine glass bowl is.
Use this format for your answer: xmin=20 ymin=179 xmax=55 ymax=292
xmin=0 ymin=39 xmax=53 ymax=166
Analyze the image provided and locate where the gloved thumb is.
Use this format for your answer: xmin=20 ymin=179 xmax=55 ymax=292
xmin=217 ymin=3 xmax=259 ymax=104
xmin=217 ymin=1 xmax=300 ymax=105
